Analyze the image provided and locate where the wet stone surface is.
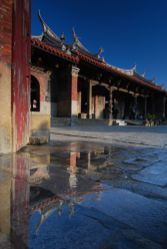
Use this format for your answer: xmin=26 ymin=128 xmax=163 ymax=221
xmin=0 ymin=141 xmax=167 ymax=249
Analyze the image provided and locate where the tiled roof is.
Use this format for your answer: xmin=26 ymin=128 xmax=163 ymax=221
xmin=77 ymin=50 xmax=165 ymax=93
xmin=31 ymin=38 xmax=166 ymax=93
xmin=31 ymin=38 xmax=79 ymax=63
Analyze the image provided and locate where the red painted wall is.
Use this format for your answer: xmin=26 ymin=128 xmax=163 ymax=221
xmin=71 ymin=74 xmax=78 ymax=102
xmin=0 ymin=0 xmax=13 ymax=64
xmin=0 ymin=1 xmax=13 ymax=153
xmin=12 ymin=0 xmax=31 ymax=151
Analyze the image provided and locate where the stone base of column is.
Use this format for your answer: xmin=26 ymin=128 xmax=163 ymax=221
xmin=108 ymin=118 xmax=113 ymax=126
xmin=87 ymin=114 xmax=92 ymax=119
xmin=71 ymin=100 xmax=78 ymax=116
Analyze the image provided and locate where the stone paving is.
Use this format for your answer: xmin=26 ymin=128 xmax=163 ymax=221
xmin=50 ymin=125 xmax=167 ymax=148
xmin=0 ymin=126 xmax=167 ymax=249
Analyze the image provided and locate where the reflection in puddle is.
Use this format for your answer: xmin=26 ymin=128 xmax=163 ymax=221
xmin=0 ymin=142 xmax=167 ymax=249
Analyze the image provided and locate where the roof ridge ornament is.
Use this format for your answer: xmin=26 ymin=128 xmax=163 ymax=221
xmin=101 ymin=57 xmax=105 ymax=63
xmin=38 ymin=10 xmax=66 ymax=50
xmin=72 ymin=28 xmax=79 ymax=44
xmin=132 ymin=64 xmax=137 ymax=72
xmin=72 ymin=28 xmax=89 ymax=52
xmin=38 ymin=10 xmax=61 ymax=41
xmin=95 ymin=47 xmax=104 ymax=59
xmin=60 ymin=32 xmax=65 ymax=42
xmin=134 ymin=70 xmax=157 ymax=85
xmin=151 ymin=77 xmax=156 ymax=83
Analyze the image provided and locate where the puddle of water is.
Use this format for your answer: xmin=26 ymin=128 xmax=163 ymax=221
xmin=0 ymin=142 xmax=167 ymax=249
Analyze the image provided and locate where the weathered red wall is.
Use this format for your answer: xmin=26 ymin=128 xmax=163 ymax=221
xmin=0 ymin=0 xmax=31 ymax=153
xmin=0 ymin=0 xmax=13 ymax=64
xmin=12 ymin=0 xmax=31 ymax=151
xmin=0 ymin=0 xmax=13 ymax=153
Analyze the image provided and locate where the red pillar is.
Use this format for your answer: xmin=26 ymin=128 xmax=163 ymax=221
xmin=0 ymin=0 xmax=31 ymax=153
xmin=12 ymin=0 xmax=31 ymax=151
xmin=70 ymin=66 xmax=80 ymax=123
xmin=0 ymin=0 xmax=13 ymax=153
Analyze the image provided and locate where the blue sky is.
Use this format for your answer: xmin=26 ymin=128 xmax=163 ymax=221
xmin=32 ymin=0 xmax=167 ymax=88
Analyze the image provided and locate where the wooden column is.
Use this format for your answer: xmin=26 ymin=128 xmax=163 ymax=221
xmin=151 ymin=95 xmax=155 ymax=114
xmin=88 ymin=80 xmax=92 ymax=119
xmin=108 ymin=86 xmax=113 ymax=125
xmin=163 ymin=97 xmax=166 ymax=119
xmin=78 ymin=91 xmax=82 ymax=116
xmin=144 ymin=96 xmax=147 ymax=118
xmin=94 ymin=96 xmax=98 ymax=119
xmin=134 ymin=95 xmax=138 ymax=119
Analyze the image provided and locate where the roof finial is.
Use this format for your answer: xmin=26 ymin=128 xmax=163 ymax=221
xmin=60 ymin=32 xmax=65 ymax=42
xmin=38 ymin=9 xmax=60 ymax=41
xmin=38 ymin=9 xmax=47 ymax=33
xmin=72 ymin=28 xmax=79 ymax=44
xmin=96 ymin=47 xmax=104 ymax=59
xmin=151 ymin=77 xmax=156 ymax=83
xmin=37 ymin=10 xmax=66 ymax=49
xmin=72 ymin=28 xmax=89 ymax=52
xmin=38 ymin=9 xmax=42 ymax=20
xmin=102 ymin=57 xmax=105 ymax=63
xmin=132 ymin=64 xmax=137 ymax=72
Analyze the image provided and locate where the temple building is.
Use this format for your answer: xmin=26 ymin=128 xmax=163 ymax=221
xmin=30 ymin=11 xmax=167 ymax=133
xmin=0 ymin=1 xmax=167 ymax=154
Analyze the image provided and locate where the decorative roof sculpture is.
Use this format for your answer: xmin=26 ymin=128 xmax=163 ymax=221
xmin=31 ymin=12 xmax=166 ymax=93
xmin=38 ymin=10 xmax=66 ymax=50
xmin=71 ymin=28 xmax=105 ymax=62
xmin=95 ymin=47 xmax=104 ymax=59
xmin=34 ymin=12 xmax=106 ymax=61
xmin=72 ymin=28 xmax=89 ymax=53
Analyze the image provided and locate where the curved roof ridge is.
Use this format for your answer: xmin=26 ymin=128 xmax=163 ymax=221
xmin=72 ymin=28 xmax=89 ymax=53
xmin=38 ymin=10 xmax=61 ymax=43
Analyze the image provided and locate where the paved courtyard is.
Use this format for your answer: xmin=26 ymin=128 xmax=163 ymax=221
xmin=0 ymin=125 xmax=167 ymax=249
xmin=50 ymin=125 xmax=167 ymax=147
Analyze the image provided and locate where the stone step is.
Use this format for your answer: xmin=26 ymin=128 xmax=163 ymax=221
xmin=51 ymin=117 xmax=108 ymax=127
xmin=51 ymin=117 xmax=72 ymax=127
xmin=51 ymin=117 xmax=144 ymax=127
xmin=77 ymin=119 xmax=108 ymax=126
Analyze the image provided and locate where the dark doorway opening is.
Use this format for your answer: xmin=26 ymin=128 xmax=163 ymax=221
xmin=31 ymin=75 xmax=40 ymax=112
